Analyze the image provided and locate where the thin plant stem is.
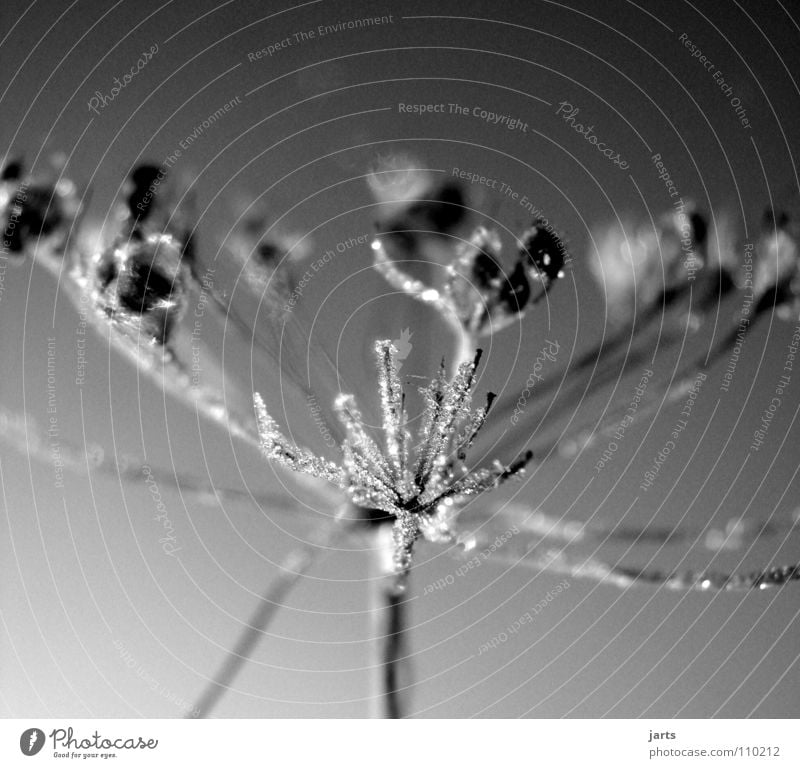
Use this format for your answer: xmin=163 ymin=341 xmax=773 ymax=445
xmin=492 ymin=296 xmax=754 ymax=464
xmin=381 ymin=584 xmax=408 ymax=719
xmin=369 ymin=524 xmax=411 ymax=719
xmin=468 ymin=544 xmax=800 ymax=593
xmin=451 ymin=328 xmax=479 ymax=378
xmin=191 ymin=504 xmax=350 ymax=718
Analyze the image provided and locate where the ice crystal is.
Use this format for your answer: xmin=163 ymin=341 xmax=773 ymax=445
xmin=254 ymin=340 xmax=533 ymax=586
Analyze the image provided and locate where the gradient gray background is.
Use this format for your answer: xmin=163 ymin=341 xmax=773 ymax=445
xmin=1 ymin=0 xmax=799 ymax=718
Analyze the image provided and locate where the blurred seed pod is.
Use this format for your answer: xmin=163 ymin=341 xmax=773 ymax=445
xmin=124 ymin=164 xmax=163 ymax=225
xmin=517 ymin=218 xmax=566 ymax=291
xmin=368 ymin=152 xmax=465 ymax=244
xmin=366 ymin=151 xmax=432 ymax=206
xmin=589 ymin=221 xmax=659 ymax=330
xmin=653 ymin=202 xmax=707 ymax=302
xmin=252 ymin=239 xmax=282 ymax=268
xmin=116 ymin=162 xmax=197 ymax=267
xmin=225 ymin=203 xmax=312 ymax=316
xmin=1 ymin=160 xmax=22 ymax=181
xmin=445 ymin=226 xmax=531 ymax=336
xmin=659 ymin=203 xmax=708 ymax=252
xmin=753 ymin=206 xmax=800 ymax=319
xmin=90 ymin=232 xmax=188 ymax=346
xmin=402 ymin=182 xmax=466 ymax=236
xmin=232 ymin=205 xmax=307 ymax=273
xmin=377 ymin=180 xmax=468 ymax=259
xmin=697 ymin=209 xmax=739 ymax=307
xmin=690 ymin=210 xmax=708 ymax=248
xmin=246 ymin=238 xmax=297 ymax=313
xmin=590 ymin=208 xmax=710 ymax=329
xmin=0 ymin=161 xmax=82 ymax=260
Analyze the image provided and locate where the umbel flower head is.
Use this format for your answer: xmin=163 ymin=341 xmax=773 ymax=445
xmin=254 ymin=339 xmax=533 ymax=589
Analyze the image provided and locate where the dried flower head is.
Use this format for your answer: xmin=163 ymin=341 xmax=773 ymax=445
xmin=590 ymin=220 xmax=678 ymax=329
xmin=125 ymin=164 xmax=163 ymax=224
xmin=113 ymin=163 xmax=199 ymax=267
xmin=0 ymin=167 xmax=81 ymax=259
xmin=373 ymin=218 xmax=566 ymax=340
xmin=651 ymin=203 xmax=707 ymax=299
xmin=376 ymin=180 xmax=468 ymax=258
xmin=754 ymin=207 xmax=800 ymax=319
xmin=518 ymin=218 xmax=567 ymax=291
xmin=223 ymin=215 xmax=311 ymax=320
xmin=254 ymin=339 xmax=532 ymax=588
xmin=590 ymin=205 xmax=716 ymax=329
xmin=1 ymin=160 xmax=22 ymax=181
xmin=366 ymin=152 xmax=432 ymax=205
xmin=445 ymin=225 xmax=531 ymax=335
xmin=90 ymin=231 xmax=188 ymax=346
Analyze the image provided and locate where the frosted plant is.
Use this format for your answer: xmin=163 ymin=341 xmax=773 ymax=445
xmin=255 ymin=340 xmax=532 ymax=591
xmin=0 ymin=157 xmax=83 ymax=260
xmin=90 ymin=231 xmax=189 ymax=347
xmin=3 ymin=153 xmax=799 ymax=720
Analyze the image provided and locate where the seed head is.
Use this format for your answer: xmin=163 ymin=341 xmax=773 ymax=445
xmin=90 ymin=232 xmax=188 ymax=345
xmin=0 ymin=174 xmax=81 ymax=259
xmin=446 ymin=226 xmax=531 ymax=335
xmin=518 ymin=218 xmax=567 ymax=290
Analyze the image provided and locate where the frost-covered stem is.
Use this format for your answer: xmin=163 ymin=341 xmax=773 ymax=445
xmin=192 ymin=505 xmax=349 ymax=718
xmin=371 ymin=235 xmax=479 ymax=379
xmin=451 ymin=327 xmax=479 ymax=379
xmin=369 ymin=524 xmax=410 ymax=719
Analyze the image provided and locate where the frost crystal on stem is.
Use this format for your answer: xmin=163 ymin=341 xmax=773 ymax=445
xmin=254 ymin=340 xmax=533 ymax=589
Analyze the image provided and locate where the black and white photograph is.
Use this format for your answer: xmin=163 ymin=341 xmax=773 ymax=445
xmin=1 ymin=0 xmax=799 ymax=762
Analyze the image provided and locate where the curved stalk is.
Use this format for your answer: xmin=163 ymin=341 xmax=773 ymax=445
xmin=191 ymin=504 xmax=350 ymax=718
